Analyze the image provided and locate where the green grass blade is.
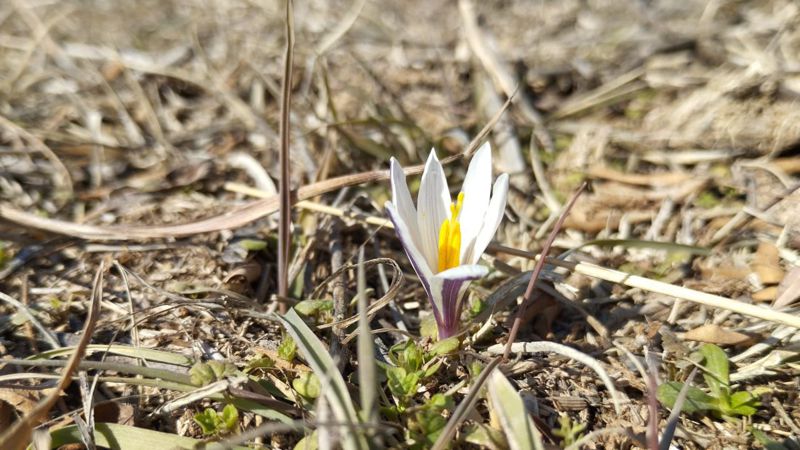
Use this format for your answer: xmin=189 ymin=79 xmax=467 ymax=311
xmin=487 ymin=368 xmax=545 ymax=450
xmin=276 ymin=309 xmax=367 ymax=450
xmin=46 ymin=422 xmax=250 ymax=450
xmin=28 ymin=344 xmax=194 ymax=366
xmin=356 ymin=248 xmax=378 ymax=427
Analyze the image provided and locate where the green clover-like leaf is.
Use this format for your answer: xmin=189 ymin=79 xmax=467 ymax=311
xmin=657 ymin=381 xmax=718 ymax=414
xmin=293 ymin=371 xmax=321 ymax=400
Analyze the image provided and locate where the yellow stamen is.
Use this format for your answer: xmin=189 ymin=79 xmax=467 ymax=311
xmin=437 ymin=192 xmax=465 ymax=272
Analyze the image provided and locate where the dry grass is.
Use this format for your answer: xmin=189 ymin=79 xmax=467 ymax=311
xmin=1 ymin=0 xmax=799 ymax=449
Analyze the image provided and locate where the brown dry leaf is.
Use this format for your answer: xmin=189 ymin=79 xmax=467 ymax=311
xmin=0 ymin=389 xmax=39 ymax=417
xmin=753 ymin=286 xmax=779 ymax=302
xmin=683 ymin=324 xmax=752 ymax=346
xmin=773 ymin=267 xmax=800 ymax=309
xmin=752 ymin=242 xmax=784 ymax=285
xmin=698 ymin=260 xmax=750 ymax=280
xmin=774 ymin=157 xmax=800 ymax=174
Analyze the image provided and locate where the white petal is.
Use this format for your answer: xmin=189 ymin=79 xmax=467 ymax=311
xmin=427 ymin=276 xmax=445 ymax=317
xmin=385 ymin=202 xmax=433 ymax=281
xmin=390 ymin=158 xmax=420 ymax=248
xmin=458 ymin=142 xmax=492 ymax=263
xmin=416 ymin=149 xmax=451 ymax=270
xmin=435 ymin=264 xmax=489 ymax=281
xmin=469 ymin=173 xmax=509 ymax=264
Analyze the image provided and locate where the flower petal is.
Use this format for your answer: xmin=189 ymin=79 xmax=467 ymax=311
xmin=386 ymin=201 xmax=440 ymax=314
xmin=436 ymin=264 xmax=489 ymax=281
xmin=385 ymin=202 xmax=433 ymax=280
xmin=469 ymin=173 xmax=509 ymax=264
xmin=390 ymin=157 xmax=420 ymax=248
xmin=458 ymin=142 xmax=492 ymax=263
xmin=430 ymin=264 xmax=487 ymax=338
xmin=416 ymin=149 xmax=451 ymax=271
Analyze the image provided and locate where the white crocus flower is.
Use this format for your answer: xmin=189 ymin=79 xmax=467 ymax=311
xmin=385 ymin=143 xmax=509 ymax=339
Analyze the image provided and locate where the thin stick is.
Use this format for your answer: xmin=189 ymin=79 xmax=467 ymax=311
xmin=503 ymin=182 xmax=587 ymax=360
xmin=489 ymin=242 xmax=800 ymax=330
xmin=0 ymin=291 xmax=60 ymax=349
xmin=548 ymin=257 xmax=800 ymax=330
xmin=277 ymin=0 xmax=295 ymax=313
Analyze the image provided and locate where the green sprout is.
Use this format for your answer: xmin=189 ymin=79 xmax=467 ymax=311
xmin=553 ymin=414 xmax=587 ymax=448
xmin=658 ymin=343 xmax=761 ymax=422
xmin=193 ymin=404 xmax=239 ymax=436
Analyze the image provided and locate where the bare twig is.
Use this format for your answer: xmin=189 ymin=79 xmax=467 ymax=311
xmin=503 ymin=182 xmax=587 ymax=360
xmin=277 ymin=0 xmax=295 ymax=313
xmin=329 ymin=220 xmax=350 ymax=371
xmin=0 ymin=291 xmax=60 ymax=349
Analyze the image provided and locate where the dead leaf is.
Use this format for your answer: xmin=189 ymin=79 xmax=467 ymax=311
xmin=683 ymin=324 xmax=752 ymax=346
xmin=752 ymin=242 xmax=784 ymax=285
xmin=753 ymin=286 xmax=779 ymax=302
xmin=773 ymin=267 xmax=800 ymax=309
xmin=0 ymin=389 xmax=39 ymax=416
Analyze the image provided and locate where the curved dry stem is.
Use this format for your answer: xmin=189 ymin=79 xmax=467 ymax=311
xmin=487 ymin=341 xmax=624 ymax=415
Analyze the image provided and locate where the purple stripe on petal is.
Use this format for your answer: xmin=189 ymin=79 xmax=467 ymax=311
xmin=436 ymin=274 xmax=481 ymax=339
xmin=437 ymin=277 xmax=468 ymax=338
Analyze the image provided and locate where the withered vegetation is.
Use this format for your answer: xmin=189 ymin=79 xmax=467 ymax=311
xmin=0 ymin=0 xmax=799 ymax=449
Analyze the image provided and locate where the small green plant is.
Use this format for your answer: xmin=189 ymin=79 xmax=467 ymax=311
xmin=293 ymin=299 xmax=333 ymax=319
xmin=193 ymin=403 xmax=239 ymax=436
xmin=553 ymin=414 xmax=586 ymax=447
xmin=292 ymin=371 xmax=321 ymax=400
xmin=189 ymin=360 xmax=237 ymax=386
xmin=381 ymin=339 xmax=449 ymax=409
xmin=277 ymin=334 xmax=297 ymax=362
xmin=244 ymin=354 xmax=275 ymax=374
xmin=407 ymin=393 xmax=453 ymax=449
xmin=751 ymin=427 xmax=792 ymax=450
xmin=658 ymin=343 xmax=760 ymax=421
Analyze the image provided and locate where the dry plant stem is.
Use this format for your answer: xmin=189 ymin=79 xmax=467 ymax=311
xmin=528 ymin=136 xmax=561 ymax=215
xmin=646 ymin=362 xmax=659 ymax=450
xmin=487 ymin=243 xmax=800 ymax=330
xmin=488 ymin=341 xmax=622 ymax=414
xmin=0 ymin=291 xmax=60 ymax=349
xmin=503 ymin=182 xmax=587 ymax=360
xmin=0 ymin=262 xmax=102 ymax=450
xmin=277 ymin=0 xmax=295 ymax=314
xmin=329 ymin=220 xmax=350 ymax=372
xmin=709 ymin=183 xmax=800 ymax=245
xmin=547 ymin=257 xmax=800 ymax=330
